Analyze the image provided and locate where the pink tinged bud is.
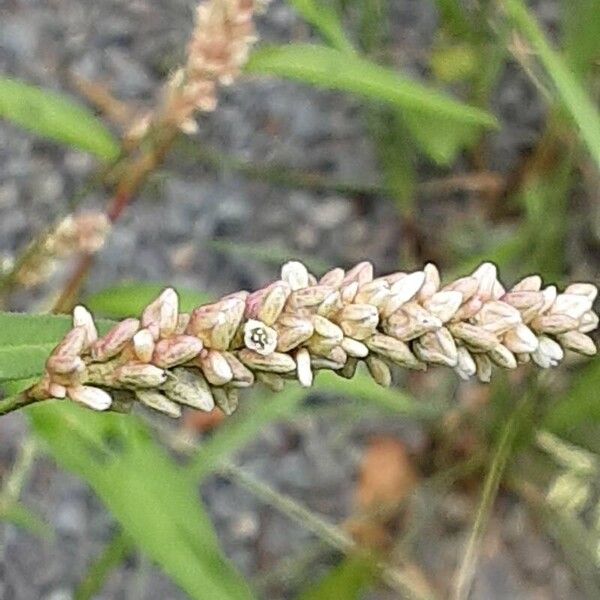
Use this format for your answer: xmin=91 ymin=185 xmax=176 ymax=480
xmin=423 ymin=290 xmax=463 ymax=323
xmin=213 ymin=387 xmax=239 ymax=416
xmin=447 ymin=322 xmax=499 ymax=352
xmin=539 ymin=286 xmax=557 ymax=314
xmin=532 ymin=335 xmax=564 ymax=368
xmin=492 ymin=279 xmax=505 ymax=299
xmin=281 ymin=261 xmax=309 ymax=291
xmin=455 ymin=347 xmax=477 ymax=380
xmin=275 ymin=317 xmax=314 ymax=352
xmin=340 ymin=281 xmax=359 ymax=304
xmin=73 ymin=305 xmax=98 ymax=347
xmin=115 ymin=364 xmax=167 ymax=388
xmin=257 ymin=282 xmax=291 ymax=326
xmin=337 ymin=304 xmax=379 ymax=340
xmin=210 ymin=312 xmax=233 ymax=350
xmin=365 ymin=333 xmax=423 ymax=370
xmin=188 ymin=304 xmax=221 ymax=336
xmin=244 ymin=319 xmax=278 ymax=356
xmin=133 ymin=328 xmax=155 ymax=363
xmin=418 ymin=263 xmax=441 ymax=301
xmin=471 ymin=262 xmax=498 ymax=300
xmin=557 ymin=331 xmax=597 ymax=357
xmin=317 ymin=291 xmax=343 ymax=318
xmin=54 ymin=326 xmax=88 ymax=358
xmin=530 ymin=314 xmax=579 ymax=335
xmin=238 ymin=348 xmax=296 ymax=373
xmin=341 ymin=337 xmax=369 ymax=358
xmin=135 ymin=390 xmax=181 ymax=418
xmin=46 ymin=355 xmax=86 ymax=376
xmin=579 ymin=311 xmax=599 ymax=334
xmin=413 ymin=329 xmax=458 ymax=368
xmin=312 ymin=315 xmax=344 ymax=342
xmin=381 ymin=272 xmax=407 ymax=286
xmin=511 ymin=275 xmax=542 ymax=292
xmin=92 ymin=318 xmax=141 ymax=361
xmin=443 ymin=276 xmax=479 ymax=301
xmin=452 ymin=296 xmax=484 ymax=321
xmin=389 ymin=270 xmax=426 ymax=304
xmin=366 ymin=355 xmax=392 ymax=387
xmin=355 ymin=280 xmax=390 ymax=307
xmin=158 ymin=288 xmax=179 ymax=337
xmin=198 ymin=350 xmax=234 ymax=385
xmin=152 ymin=335 xmax=204 ymax=368
xmin=564 ymin=283 xmax=598 ymax=303
xmin=550 ymin=294 xmax=593 ymax=320
xmin=162 ymin=368 xmax=215 ymax=411
xmin=287 ymin=285 xmax=334 ymax=309
xmin=488 ymin=344 xmax=517 ymax=369
xmin=222 ymin=352 xmax=255 ymax=388
xmin=68 ymin=385 xmax=112 ymax=411
xmin=474 ymin=354 xmax=492 ymax=383
xmin=342 ymin=261 xmax=374 ymax=287
xmin=319 ymin=267 xmax=345 ymax=287
xmin=49 ymin=383 xmax=67 ymax=398
xmin=475 ymin=301 xmax=522 ymax=335
xmin=503 ymin=324 xmax=539 ymax=354
xmin=296 ymin=348 xmax=313 ymax=387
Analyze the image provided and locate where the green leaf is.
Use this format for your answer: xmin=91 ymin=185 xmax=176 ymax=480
xmin=0 ymin=344 xmax=57 ymax=381
xmin=189 ymin=386 xmax=306 ymax=481
xmin=502 ymin=0 xmax=600 ymax=168
xmin=0 ymin=313 xmax=113 ymax=382
xmin=1 ymin=503 xmax=53 ymax=539
xmin=313 ymin=370 xmax=445 ymax=418
xmin=0 ymin=77 xmax=119 ymax=160
xmin=30 ymin=404 xmax=255 ymax=600
xmin=0 ymin=312 xmax=113 ymax=347
xmin=562 ymin=0 xmax=600 ymax=80
xmin=297 ymin=556 xmax=377 ymax=600
xmin=85 ymin=283 xmax=212 ymax=319
xmin=544 ymin=362 xmax=600 ymax=435
xmin=288 ymin=0 xmax=355 ymax=54
xmin=246 ymin=44 xmax=498 ymax=129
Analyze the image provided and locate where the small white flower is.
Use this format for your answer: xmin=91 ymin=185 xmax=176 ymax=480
xmin=243 ymin=319 xmax=278 ymax=356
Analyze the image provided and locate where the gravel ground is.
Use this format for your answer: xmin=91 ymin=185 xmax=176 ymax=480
xmin=0 ymin=0 xmax=590 ymax=598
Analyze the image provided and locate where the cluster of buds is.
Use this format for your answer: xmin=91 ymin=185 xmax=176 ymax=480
xmin=129 ymin=0 xmax=267 ymax=139
xmin=12 ymin=212 xmax=110 ymax=288
xmin=31 ymin=261 xmax=598 ymax=417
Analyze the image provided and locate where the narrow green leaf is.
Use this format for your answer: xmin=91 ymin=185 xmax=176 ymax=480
xmin=288 ymin=0 xmax=355 ymax=54
xmin=544 ymin=362 xmax=600 ymax=435
xmin=297 ymin=556 xmax=377 ymax=600
xmin=502 ymin=0 xmax=600 ymax=168
xmin=31 ymin=404 xmax=255 ymax=600
xmin=0 ymin=344 xmax=61 ymax=381
xmin=74 ymin=531 xmax=133 ymax=600
xmin=0 ymin=77 xmax=119 ymax=160
xmin=246 ymin=44 xmax=498 ymax=128
xmin=189 ymin=386 xmax=306 ymax=481
xmin=313 ymin=370 xmax=445 ymax=418
xmin=85 ymin=283 xmax=212 ymax=319
xmin=1 ymin=503 xmax=53 ymax=540
xmin=0 ymin=312 xmax=113 ymax=347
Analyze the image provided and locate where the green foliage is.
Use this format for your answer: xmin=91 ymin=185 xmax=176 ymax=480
xmin=246 ymin=44 xmax=498 ymax=129
xmin=313 ymin=370 xmax=445 ymax=418
xmin=189 ymin=386 xmax=306 ymax=481
xmin=502 ymin=0 xmax=600 ymax=168
xmin=0 ymin=503 xmax=53 ymax=540
xmin=85 ymin=283 xmax=212 ymax=319
xmin=0 ymin=77 xmax=119 ymax=160
xmin=544 ymin=362 xmax=600 ymax=437
xmin=0 ymin=312 xmax=112 ymax=382
xmin=288 ymin=0 xmax=355 ymax=54
xmin=297 ymin=555 xmax=377 ymax=600
xmin=30 ymin=403 xmax=255 ymax=600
